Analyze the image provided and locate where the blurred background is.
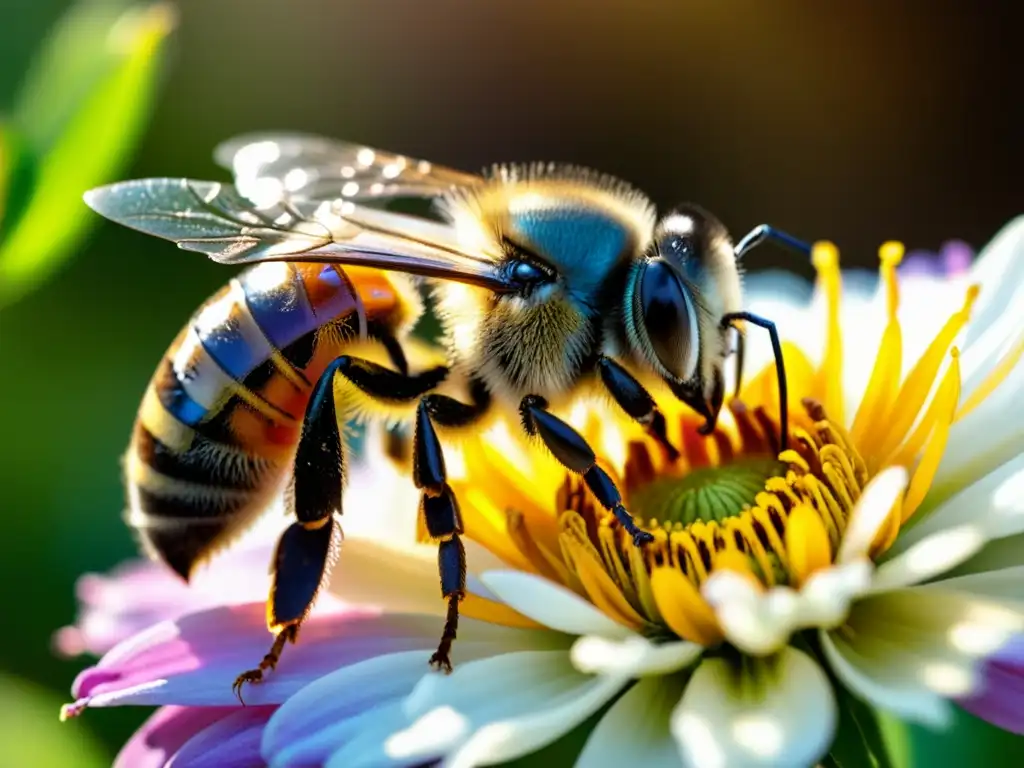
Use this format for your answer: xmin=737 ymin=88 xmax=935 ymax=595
xmin=1 ymin=0 xmax=1022 ymax=764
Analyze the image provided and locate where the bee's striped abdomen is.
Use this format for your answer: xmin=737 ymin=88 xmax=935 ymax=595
xmin=127 ymin=262 xmax=406 ymax=579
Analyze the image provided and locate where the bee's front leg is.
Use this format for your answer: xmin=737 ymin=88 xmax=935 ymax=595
xmin=597 ymin=356 xmax=680 ymax=462
xmin=519 ymin=395 xmax=654 ymax=548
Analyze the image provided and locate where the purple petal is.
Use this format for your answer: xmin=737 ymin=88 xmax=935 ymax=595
xmin=901 ymin=251 xmax=941 ymax=277
xmin=958 ymin=634 xmax=1024 ymax=734
xmin=940 ymin=239 xmax=974 ymax=275
xmin=900 ymin=241 xmax=974 ymax=280
xmin=64 ymin=602 xmax=447 ymax=710
xmin=170 ymin=705 xmax=276 ymax=768
xmin=54 ymin=531 xmax=283 ymax=659
xmin=114 ymin=706 xmax=238 ymax=768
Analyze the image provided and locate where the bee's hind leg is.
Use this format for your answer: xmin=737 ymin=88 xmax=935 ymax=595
xmin=233 ymin=355 xmax=448 ymax=703
xmin=520 ymin=394 xmax=655 ymax=548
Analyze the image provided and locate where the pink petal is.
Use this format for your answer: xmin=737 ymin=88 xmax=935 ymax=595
xmin=114 ymin=706 xmax=238 ymax=768
xmin=54 ymin=526 xmax=283 ymax=659
xmin=64 ymin=602 xmax=448 ymax=711
xmin=170 ymin=705 xmax=276 ymax=767
xmin=958 ymin=634 xmax=1024 ymax=734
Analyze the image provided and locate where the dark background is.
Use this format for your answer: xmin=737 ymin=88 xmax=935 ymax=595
xmin=1 ymin=0 xmax=1022 ymax=763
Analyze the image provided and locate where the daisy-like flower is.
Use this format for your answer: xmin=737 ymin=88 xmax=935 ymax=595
xmin=61 ymin=221 xmax=1024 ymax=767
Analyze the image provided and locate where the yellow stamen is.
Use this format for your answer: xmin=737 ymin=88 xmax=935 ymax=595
xmin=462 ymin=593 xmax=544 ymax=629
xmin=786 ymin=503 xmax=832 ymax=585
xmin=651 ymin=566 xmax=724 ymax=646
xmin=812 ymin=242 xmax=845 ymax=425
xmin=956 ymin=333 xmax=1024 ymax=421
xmin=851 ymin=243 xmax=904 ymax=445
xmin=713 ymin=547 xmax=761 ymax=582
xmin=872 ymin=285 xmax=978 ymax=464
xmin=561 ymin=513 xmax=647 ymax=630
xmin=901 ymin=350 xmax=962 ymax=521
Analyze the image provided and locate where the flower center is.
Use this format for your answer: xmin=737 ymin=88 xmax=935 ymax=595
xmin=497 ymin=399 xmax=872 ymax=638
xmin=629 ymin=457 xmax=788 ymax=527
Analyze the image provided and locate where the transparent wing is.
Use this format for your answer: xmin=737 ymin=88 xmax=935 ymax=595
xmin=213 ymin=133 xmax=482 ymax=205
xmin=83 ymin=177 xmax=508 ymax=290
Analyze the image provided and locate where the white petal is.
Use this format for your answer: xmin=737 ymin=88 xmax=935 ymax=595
xmin=960 ymin=216 xmax=1024 ymax=386
xmin=328 ymin=538 xmax=446 ymax=615
xmin=820 ymin=588 xmax=1024 ymax=727
xmin=936 ymin=370 xmax=1024 ymax=507
xmin=321 ymin=700 xmax=416 ymax=768
xmin=934 ymin=246 xmax=1024 ymax=505
xmin=895 ymin=452 xmax=1024 ymax=552
xmin=440 ymin=677 xmax=625 ymax=768
xmin=265 ymin=619 xmax=561 ymax=768
xmin=264 ymin=651 xmax=432 ymax=766
xmin=836 ymin=466 xmax=908 ymax=564
xmin=819 ymin=629 xmax=951 ymax=728
xmin=795 ymin=560 xmax=873 ymax=628
xmin=576 ymin=677 xmax=687 ymax=768
xmin=671 ymin=647 xmax=836 ymax=768
xmin=328 ymin=537 xmax=496 ymax=615
xmin=342 ymin=454 xmax=420 ymax=542
xmin=936 ymin=531 xmax=1024 ymax=580
xmin=389 ymin=650 xmax=624 ymax=766
xmin=702 ymin=571 xmax=797 ymax=656
xmin=570 ymin=635 xmax=702 ymax=677
xmin=870 ymin=525 xmax=987 ymax=592
xmin=480 ymin=570 xmax=634 ymax=639
xmin=924 ymin=565 xmax=1024 ymax=603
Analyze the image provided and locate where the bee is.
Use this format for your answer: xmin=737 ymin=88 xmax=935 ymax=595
xmin=85 ymin=133 xmax=809 ymax=700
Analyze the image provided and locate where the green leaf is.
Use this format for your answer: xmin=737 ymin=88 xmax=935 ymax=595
xmin=0 ymin=1 xmax=177 ymax=307
xmin=0 ymin=673 xmax=110 ymax=768
xmin=824 ymin=681 xmax=910 ymax=768
xmin=0 ymin=121 xmax=39 ymax=240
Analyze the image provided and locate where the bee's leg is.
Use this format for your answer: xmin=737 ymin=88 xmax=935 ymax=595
xmin=411 ymin=383 xmax=491 ymax=672
xmin=366 ymin=319 xmax=410 ymax=376
xmin=233 ymin=356 xmax=448 ymax=703
xmin=520 ymin=394 xmax=655 ymax=548
xmin=722 ymin=312 xmax=788 ymax=450
xmin=597 ymin=356 xmax=680 ymax=462
xmin=366 ymin=323 xmax=413 ymax=469
xmin=732 ymin=324 xmax=747 ymax=398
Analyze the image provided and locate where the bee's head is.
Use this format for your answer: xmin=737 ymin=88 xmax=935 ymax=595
xmin=625 ymin=203 xmax=739 ymax=433
xmin=434 ymin=164 xmax=657 ymax=395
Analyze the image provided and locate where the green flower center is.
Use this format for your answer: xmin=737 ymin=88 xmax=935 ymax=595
xmin=630 ymin=457 xmax=787 ymax=527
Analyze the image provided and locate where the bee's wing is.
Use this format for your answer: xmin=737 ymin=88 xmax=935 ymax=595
xmin=83 ymin=177 xmax=509 ymax=290
xmin=213 ymin=133 xmax=482 ymax=204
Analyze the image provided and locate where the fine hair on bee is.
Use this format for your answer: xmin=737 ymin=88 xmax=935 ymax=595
xmin=84 ymin=133 xmax=811 ymax=701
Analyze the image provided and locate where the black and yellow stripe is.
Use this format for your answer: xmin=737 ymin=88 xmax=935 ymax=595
xmin=126 ymin=261 xmax=407 ymax=580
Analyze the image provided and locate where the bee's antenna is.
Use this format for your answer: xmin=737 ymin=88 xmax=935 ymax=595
xmin=734 ymin=224 xmax=811 ymax=260
xmin=727 ymin=224 xmax=811 ymax=452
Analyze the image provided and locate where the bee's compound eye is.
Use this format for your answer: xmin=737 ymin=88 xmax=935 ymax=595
xmin=508 ymin=259 xmax=551 ymax=288
xmin=639 ymin=259 xmax=698 ymax=381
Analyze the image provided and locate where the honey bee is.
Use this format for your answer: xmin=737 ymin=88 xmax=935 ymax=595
xmin=85 ymin=134 xmax=809 ymax=700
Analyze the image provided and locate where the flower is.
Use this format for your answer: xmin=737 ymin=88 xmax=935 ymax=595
xmin=60 ymin=220 xmax=1024 ymax=767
